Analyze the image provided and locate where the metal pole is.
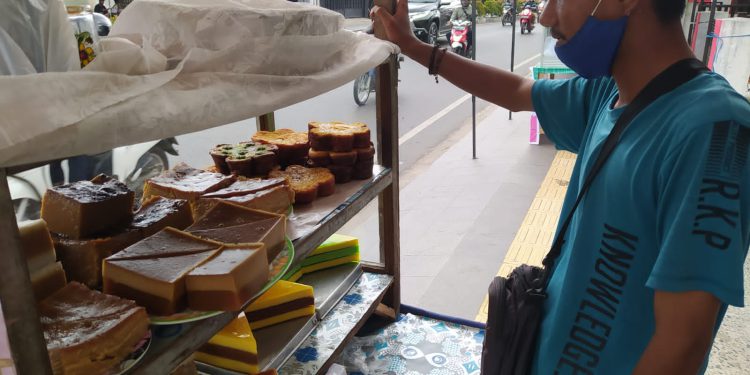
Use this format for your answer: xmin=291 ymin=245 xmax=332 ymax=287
xmin=509 ymin=4 xmax=516 ymax=120
xmin=471 ymin=0 xmax=477 ymax=159
xmin=687 ymin=0 xmax=700 ymax=45
xmin=702 ymin=0 xmax=718 ymax=65
xmin=0 ymin=169 xmax=53 ymax=375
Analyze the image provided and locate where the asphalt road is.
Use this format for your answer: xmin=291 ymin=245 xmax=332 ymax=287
xmin=169 ymin=21 xmax=544 ymax=171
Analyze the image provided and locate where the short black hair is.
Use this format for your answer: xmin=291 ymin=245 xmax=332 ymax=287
xmin=652 ymin=0 xmax=686 ymax=23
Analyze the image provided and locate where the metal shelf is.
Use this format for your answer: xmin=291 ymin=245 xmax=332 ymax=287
xmin=128 ymin=168 xmax=392 ymax=374
xmin=300 ymin=262 xmax=363 ymax=319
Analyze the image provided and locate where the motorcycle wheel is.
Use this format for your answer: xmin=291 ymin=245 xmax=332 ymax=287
xmin=428 ymin=21 xmax=439 ymax=45
xmin=453 ymin=46 xmax=464 ymax=57
xmin=13 ymin=198 xmax=41 ymax=222
xmin=126 ymin=148 xmax=169 ymax=202
xmin=353 ymin=73 xmax=371 ymax=106
xmin=520 ymin=23 xmax=526 ymax=34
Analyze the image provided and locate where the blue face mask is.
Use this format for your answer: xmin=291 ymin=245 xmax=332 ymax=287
xmin=554 ymin=0 xmax=628 ymax=79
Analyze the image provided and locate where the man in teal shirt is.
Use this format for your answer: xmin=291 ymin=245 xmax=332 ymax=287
xmin=372 ymin=0 xmax=750 ymax=373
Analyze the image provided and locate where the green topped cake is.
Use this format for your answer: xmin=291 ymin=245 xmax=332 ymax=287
xmin=210 ymin=142 xmax=279 ymax=177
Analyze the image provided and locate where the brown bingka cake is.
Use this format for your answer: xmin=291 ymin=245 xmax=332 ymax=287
xmin=131 ymin=196 xmax=193 ymax=236
xmin=143 ymin=163 xmax=236 ymax=202
xmin=104 ymin=249 xmax=221 ymax=315
xmin=269 ymin=165 xmax=335 ymax=204
xmin=107 ymin=227 xmax=222 ymax=261
xmin=191 ymin=177 xmax=293 ymax=218
xmin=54 ymin=197 xmax=194 ymax=287
xmin=210 ymin=142 xmax=279 ymax=177
xmin=186 ymin=246 xmax=269 ymax=311
xmin=188 ymin=201 xmax=286 ymax=261
xmin=41 ymin=175 xmax=134 ymax=239
xmin=252 ymin=128 xmax=310 ymax=167
xmin=193 ymin=185 xmax=294 ymax=219
xmin=39 ymin=282 xmax=148 ymax=375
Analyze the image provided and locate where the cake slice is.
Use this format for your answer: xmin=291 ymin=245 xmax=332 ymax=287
xmin=189 ymin=201 xmax=284 ymax=230
xmin=131 ymin=196 xmax=193 ymax=237
xmin=195 ymin=312 xmax=259 ymax=374
xmin=53 ymin=228 xmax=142 ymax=287
xmin=186 ymin=246 xmax=269 ymax=311
xmin=41 ymin=175 xmax=134 ymax=239
xmin=245 ymin=280 xmax=315 ymax=330
xmin=39 ymin=282 xmax=148 ymax=375
xmin=18 ymin=219 xmax=56 ymax=274
xmin=269 ymin=165 xmax=335 ymax=204
xmin=103 ymin=249 xmax=221 ymax=315
xmin=143 ymin=163 xmax=236 ymax=202
xmin=252 ymin=129 xmax=310 ymax=167
xmin=200 ymin=178 xmax=287 ymax=199
xmin=282 ymin=264 xmax=303 ymax=283
xmin=190 ymin=219 xmax=285 ymax=262
xmin=30 ymin=262 xmax=67 ymax=301
xmin=301 ymin=234 xmax=360 ymax=274
xmin=107 ymin=227 xmax=222 ymax=261
xmin=193 ymin=184 xmax=294 ymax=219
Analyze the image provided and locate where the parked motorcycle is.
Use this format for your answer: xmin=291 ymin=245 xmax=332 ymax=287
xmin=501 ymin=3 xmax=513 ymax=26
xmin=353 ymin=55 xmax=404 ymax=106
xmin=450 ymin=20 xmax=472 ymax=57
xmin=10 ymin=138 xmax=178 ymax=221
xmin=519 ymin=6 xmax=535 ymax=34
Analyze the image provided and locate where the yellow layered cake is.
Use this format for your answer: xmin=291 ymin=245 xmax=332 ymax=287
xmin=245 ymin=280 xmax=314 ymax=330
xmin=196 ymin=312 xmax=258 ymax=374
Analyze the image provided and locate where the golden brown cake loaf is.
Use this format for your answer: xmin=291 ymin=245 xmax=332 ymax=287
xmin=39 ymin=282 xmax=149 ymax=375
xmin=308 ymin=122 xmax=371 ymax=151
xmin=308 ymin=149 xmax=331 ymax=167
xmin=143 ymin=163 xmax=236 ymax=203
xmin=327 ymin=165 xmax=353 ymax=184
xmin=269 ymin=166 xmax=335 ymax=204
xmin=252 ymin=129 xmax=310 ymax=167
xmin=210 ymin=143 xmax=279 ymax=177
xmin=41 ymin=175 xmax=134 ymax=239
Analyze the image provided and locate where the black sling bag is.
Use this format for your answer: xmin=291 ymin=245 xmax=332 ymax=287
xmin=480 ymin=58 xmax=708 ymax=375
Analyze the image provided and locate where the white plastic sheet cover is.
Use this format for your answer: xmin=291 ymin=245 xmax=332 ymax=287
xmin=0 ymin=0 xmax=396 ymax=168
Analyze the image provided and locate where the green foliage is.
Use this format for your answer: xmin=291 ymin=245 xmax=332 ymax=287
xmin=484 ymin=0 xmax=502 ymax=16
xmin=476 ymin=1 xmax=487 ymax=17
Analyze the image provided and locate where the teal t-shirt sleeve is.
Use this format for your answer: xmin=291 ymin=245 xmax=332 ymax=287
xmin=649 ymin=121 xmax=750 ymax=307
xmin=531 ymin=77 xmax=617 ymax=153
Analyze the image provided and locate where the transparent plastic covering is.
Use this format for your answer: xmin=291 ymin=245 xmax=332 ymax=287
xmin=0 ymin=0 xmax=397 ymax=168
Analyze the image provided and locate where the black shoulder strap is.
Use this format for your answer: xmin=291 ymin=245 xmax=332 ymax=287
xmin=539 ymin=58 xmax=708 ymax=289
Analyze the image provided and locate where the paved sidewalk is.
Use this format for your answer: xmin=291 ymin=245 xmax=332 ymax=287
xmin=343 ymin=107 xmax=558 ymax=319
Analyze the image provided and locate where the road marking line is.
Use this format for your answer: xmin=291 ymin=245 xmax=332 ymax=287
xmin=398 ymin=53 xmax=542 ymax=146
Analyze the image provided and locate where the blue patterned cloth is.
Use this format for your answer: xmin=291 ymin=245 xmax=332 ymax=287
xmin=337 ymin=314 xmax=484 ymax=375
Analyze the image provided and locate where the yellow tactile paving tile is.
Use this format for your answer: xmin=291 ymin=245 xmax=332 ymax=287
xmin=475 ymin=151 xmax=576 ymax=323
